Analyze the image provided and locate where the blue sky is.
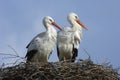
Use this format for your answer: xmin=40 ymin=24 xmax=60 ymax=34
xmin=0 ymin=0 xmax=120 ymax=68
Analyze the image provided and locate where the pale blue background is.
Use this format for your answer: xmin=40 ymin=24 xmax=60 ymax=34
xmin=0 ymin=0 xmax=120 ymax=69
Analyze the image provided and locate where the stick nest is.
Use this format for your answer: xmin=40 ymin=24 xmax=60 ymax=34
xmin=0 ymin=59 xmax=119 ymax=80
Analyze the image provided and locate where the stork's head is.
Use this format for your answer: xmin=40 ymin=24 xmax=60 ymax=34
xmin=67 ymin=12 xmax=88 ymax=30
xmin=43 ymin=16 xmax=62 ymax=30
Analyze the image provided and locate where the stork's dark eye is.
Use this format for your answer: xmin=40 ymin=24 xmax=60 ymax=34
xmin=49 ymin=19 xmax=52 ymax=22
xmin=75 ymin=16 xmax=77 ymax=19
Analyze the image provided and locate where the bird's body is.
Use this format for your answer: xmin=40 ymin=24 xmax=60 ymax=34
xmin=25 ymin=16 xmax=62 ymax=62
xmin=57 ymin=13 xmax=88 ymax=62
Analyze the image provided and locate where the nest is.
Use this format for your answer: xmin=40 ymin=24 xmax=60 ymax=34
xmin=0 ymin=59 xmax=120 ymax=80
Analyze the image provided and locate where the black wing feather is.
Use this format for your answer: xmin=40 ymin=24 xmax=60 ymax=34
xmin=26 ymin=43 xmax=30 ymax=48
xmin=25 ymin=50 xmax=38 ymax=62
xmin=72 ymin=45 xmax=78 ymax=62
xmin=57 ymin=45 xmax=60 ymax=59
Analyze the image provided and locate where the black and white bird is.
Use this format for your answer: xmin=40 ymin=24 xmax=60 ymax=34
xmin=25 ymin=16 xmax=62 ymax=62
xmin=57 ymin=12 xmax=88 ymax=62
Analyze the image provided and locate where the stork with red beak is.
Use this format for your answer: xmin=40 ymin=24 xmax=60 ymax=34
xmin=57 ymin=12 xmax=88 ymax=62
xmin=25 ymin=16 xmax=62 ymax=62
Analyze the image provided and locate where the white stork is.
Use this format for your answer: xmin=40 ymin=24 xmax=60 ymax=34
xmin=57 ymin=12 xmax=88 ymax=62
xmin=25 ymin=16 xmax=62 ymax=62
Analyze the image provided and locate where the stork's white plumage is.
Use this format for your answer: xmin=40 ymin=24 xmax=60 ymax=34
xmin=57 ymin=13 xmax=88 ymax=62
xmin=25 ymin=16 xmax=62 ymax=62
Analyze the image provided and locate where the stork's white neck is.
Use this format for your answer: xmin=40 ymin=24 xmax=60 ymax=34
xmin=71 ymin=22 xmax=83 ymax=40
xmin=48 ymin=25 xmax=56 ymax=33
xmin=71 ymin=22 xmax=82 ymax=31
xmin=45 ymin=23 xmax=57 ymax=37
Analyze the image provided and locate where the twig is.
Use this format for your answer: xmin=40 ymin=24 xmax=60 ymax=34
xmin=0 ymin=45 xmax=26 ymax=67
xmin=12 ymin=58 xmax=22 ymax=66
xmin=83 ymin=48 xmax=91 ymax=59
xmin=0 ymin=53 xmax=17 ymax=57
xmin=8 ymin=45 xmax=19 ymax=56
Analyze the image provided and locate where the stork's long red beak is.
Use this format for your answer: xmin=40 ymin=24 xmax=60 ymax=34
xmin=52 ymin=22 xmax=62 ymax=30
xmin=76 ymin=20 xmax=88 ymax=30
